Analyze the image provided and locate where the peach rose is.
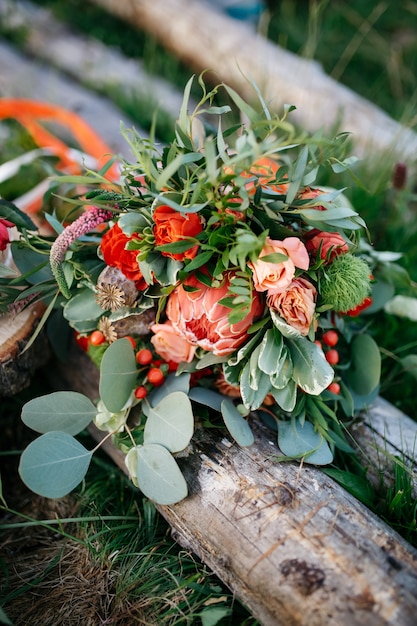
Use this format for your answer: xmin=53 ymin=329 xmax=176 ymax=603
xmin=150 ymin=321 xmax=196 ymax=363
xmin=248 ymin=236 xmax=310 ymax=294
xmin=166 ymin=271 xmax=263 ymax=356
xmin=245 ymin=157 xmax=289 ymax=195
xmin=267 ymin=277 xmax=317 ymax=336
xmin=305 ymin=229 xmax=349 ymax=262
xmin=153 ymin=205 xmax=202 ymax=261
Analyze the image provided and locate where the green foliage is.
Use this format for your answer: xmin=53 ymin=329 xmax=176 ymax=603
xmin=99 ymin=338 xmax=138 ymax=413
xmin=21 ymin=391 xmax=97 ymax=435
xmin=277 ymin=418 xmax=333 ymax=465
xmin=18 ymin=432 xmax=92 ymax=498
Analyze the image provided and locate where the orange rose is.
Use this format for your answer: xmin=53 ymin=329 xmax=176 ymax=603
xmin=244 ymin=157 xmax=289 ymax=195
xmin=150 ymin=321 xmax=196 ymax=363
xmin=153 ymin=205 xmax=202 ymax=261
xmin=166 ymin=271 xmax=263 ymax=356
xmin=248 ymin=236 xmax=310 ymax=294
xmin=297 ymin=186 xmax=327 ymax=210
xmin=100 ymin=223 xmax=147 ymax=288
xmin=267 ymin=277 xmax=317 ymax=336
xmin=305 ymin=229 xmax=349 ymax=262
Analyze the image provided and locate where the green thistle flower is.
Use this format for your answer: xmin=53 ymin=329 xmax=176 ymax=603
xmin=320 ymin=253 xmax=371 ymax=312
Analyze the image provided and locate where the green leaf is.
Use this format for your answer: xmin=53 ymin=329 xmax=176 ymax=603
xmin=99 ymin=338 xmax=138 ymax=412
xmin=277 ymin=419 xmax=333 ymax=465
xmin=136 ymin=443 xmax=188 ymax=504
xmin=18 ymin=432 xmax=92 ymax=498
xmin=401 ymin=354 xmax=417 ymax=381
xmin=22 ymin=391 xmax=97 ymax=435
xmin=258 ymin=328 xmax=283 ymax=375
xmin=344 ymin=334 xmax=381 ymax=396
xmin=10 ymin=243 xmax=53 ymax=284
xmin=270 ymin=309 xmax=302 ymax=339
xmin=221 ymin=399 xmax=254 ymax=446
xmin=148 ymin=372 xmax=191 ymax=407
xmin=189 ymin=387 xmax=225 ymax=412
xmin=118 ymin=211 xmax=151 ymax=235
xmin=222 ymin=84 xmax=260 ymax=124
xmin=0 ymin=198 xmax=37 ymax=230
xmin=143 ymin=391 xmax=194 ymax=453
xmin=323 ymin=468 xmax=375 ymax=506
xmin=0 ymin=606 xmax=13 ymax=626
xmin=287 ymin=337 xmax=334 ymax=394
xmin=270 ymin=379 xmax=297 ymax=412
xmin=63 ymin=288 xmax=104 ymax=323
xmin=200 ymin=606 xmax=231 ymax=626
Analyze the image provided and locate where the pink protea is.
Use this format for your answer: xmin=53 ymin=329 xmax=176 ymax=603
xmin=50 ymin=207 xmax=113 ymax=298
xmin=166 ymin=271 xmax=263 ymax=356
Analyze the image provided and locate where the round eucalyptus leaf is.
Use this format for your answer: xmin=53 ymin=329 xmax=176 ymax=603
xmin=189 ymin=387 xmax=225 ymax=412
xmin=221 ymin=398 xmax=254 ymax=447
xmin=99 ymin=338 xmax=138 ymax=413
xmin=277 ymin=419 xmax=333 ymax=465
xmin=136 ymin=443 xmax=188 ymax=504
xmin=143 ymin=391 xmax=194 ymax=453
xmin=63 ymin=288 xmax=104 ymax=323
xmin=345 ymin=333 xmax=381 ymax=396
xmin=22 ymin=391 xmax=97 ymax=435
xmin=147 ymin=373 xmax=191 ymax=408
xmin=19 ymin=432 xmax=92 ymax=498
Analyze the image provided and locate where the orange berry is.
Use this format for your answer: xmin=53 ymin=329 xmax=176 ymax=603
xmin=325 ymin=349 xmax=339 ymax=365
xmin=134 ymin=386 xmax=148 ymax=399
xmin=322 ymin=330 xmax=339 ymax=347
xmin=327 ymin=382 xmax=341 ymax=394
xmin=136 ymin=348 xmax=153 ymax=365
xmin=147 ymin=367 xmax=165 ymax=387
xmin=90 ymin=330 xmax=105 ymax=346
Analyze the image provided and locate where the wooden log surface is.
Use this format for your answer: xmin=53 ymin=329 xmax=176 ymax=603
xmin=90 ymin=0 xmax=417 ymax=164
xmin=44 ymin=343 xmax=417 ymax=626
xmin=0 ymin=301 xmax=50 ymax=396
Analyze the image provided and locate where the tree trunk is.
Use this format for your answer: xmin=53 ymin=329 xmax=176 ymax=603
xmin=45 ymin=343 xmax=417 ymax=626
xmin=0 ymin=302 xmax=50 ymax=396
xmin=90 ymin=0 xmax=417 ymax=163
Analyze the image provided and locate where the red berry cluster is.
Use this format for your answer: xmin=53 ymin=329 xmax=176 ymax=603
xmin=317 ymin=330 xmax=341 ymax=395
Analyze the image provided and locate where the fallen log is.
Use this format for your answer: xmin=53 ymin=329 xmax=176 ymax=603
xmin=90 ymin=0 xmax=417 ymax=163
xmin=0 ymin=302 xmax=50 ymax=396
xmin=43 ymin=343 xmax=417 ymax=626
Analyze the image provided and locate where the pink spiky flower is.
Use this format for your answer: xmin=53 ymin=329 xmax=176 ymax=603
xmin=50 ymin=207 xmax=113 ymax=298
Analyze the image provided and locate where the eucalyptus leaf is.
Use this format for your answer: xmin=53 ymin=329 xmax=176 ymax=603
xmin=277 ymin=419 xmax=333 ymax=465
xmin=22 ymin=391 xmax=97 ymax=435
xmin=99 ymin=338 xmax=138 ymax=412
xmin=221 ymin=399 xmax=254 ymax=446
xmin=147 ymin=372 xmax=191 ymax=407
xmin=10 ymin=243 xmax=53 ymax=284
xmin=189 ymin=387 xmax=226 ymax=412
xmin=287 ymin=337 xmax=334 ymax=394
xmin=143 ymin=391 xmax=194 ymax=453
xmin=19 ymin=432 xmax=92 ymax=498
xmin=344 ymin=334 xmax=381 ymax=396
xmin=63 ymin=288 xmax=104 ymax=323
xmin=136 ymin=443 xmax=188 ymax=504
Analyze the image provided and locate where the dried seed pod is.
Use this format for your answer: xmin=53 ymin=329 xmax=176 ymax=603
xmin=96 ymin=266 xmax=139 ymax=310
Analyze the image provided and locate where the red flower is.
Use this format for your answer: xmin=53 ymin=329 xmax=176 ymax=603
xmin=100 ymin=223 xmax=147 ymax=289
xmin=153 ymin=205 xmax=202 ymax=261
xmin=0 ymin=219 xmax=14 ymax=251
xmin=305 ymin=229 xmax=349 ymax=262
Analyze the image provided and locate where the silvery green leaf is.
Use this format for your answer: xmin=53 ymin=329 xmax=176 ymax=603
xmin=118 ymin=211 xmax=151 ymax=235
xmin=270 ymin=379 xmax=297 ymax=412
xmin=344 ymin=334 xmax=381 ymax=396
xmin=287 ymin=336 xmax=334 ymax=395
xmin=239 ymin=360 xmax=256 ymax=409
xmin=258 ymin=328 xmax=283 ymax=375
xmin=278 ymin=419 xmax=333 ymax=465
xmin=99 ymin=338 xmax=138 ymax=412
xmin=221 ymin=399 xmax=254 ymax=446
xmin=270 ymin=349 xmax=293 ymax=389
xmin=22 ymin=391 xmax=96 ymax=435
xmin=227 ymin=329 xmax=263 ymax=366
xmin=147 ymin=372 xmax=191 ymax=408
xmin=136 ymin=443 xmax=188 ymax=504
xmin=19 ymin=432 xmax=92 ymax=498
xmin=270 ymin=310 xmax=302 ymax=339
xmin=63 ymin=288 xmax=103 ymax=323
xmin=143 ymin=391 xmax=193 ymax=453
xmin=189 ymin=387 xmax=225 ymax=412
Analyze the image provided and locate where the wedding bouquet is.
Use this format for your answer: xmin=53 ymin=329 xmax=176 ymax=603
xmin=1 ymin=77 xmax=404 ymax=504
